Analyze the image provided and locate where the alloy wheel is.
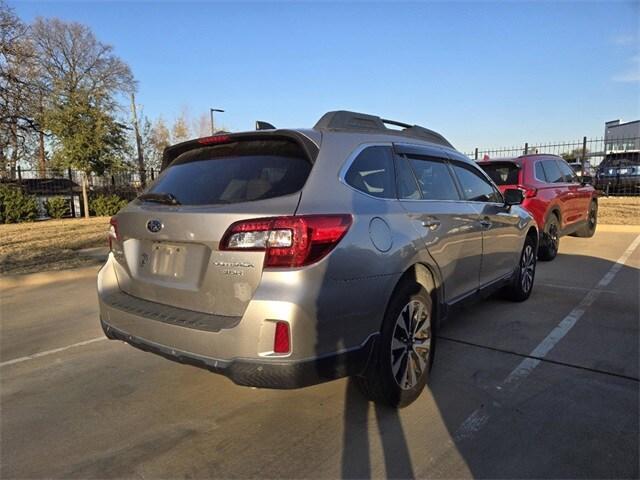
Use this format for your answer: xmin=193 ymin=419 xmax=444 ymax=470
xmin=390 ymin=300 xmax=431 ymax=390
xmin=547 ymin=221 xmax=559 ymax=254
xmin=520 ymin=244 xmax=535 ymax=293
xmin=588 ymin=203 xmax=597 ymax=229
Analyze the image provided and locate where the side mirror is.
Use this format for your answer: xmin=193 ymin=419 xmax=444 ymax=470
xmin=504 ymin=188 xmax=524 ymax=206
xmin=581 ymin=175 xmax=593 ymax=185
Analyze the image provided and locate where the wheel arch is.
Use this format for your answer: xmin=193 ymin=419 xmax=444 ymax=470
xmin=386 ymin=263 xmax=444 ymax=330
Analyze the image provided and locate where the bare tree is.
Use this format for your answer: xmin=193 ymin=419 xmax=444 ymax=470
xmin=0 ymin=1 xmax=42 ymax=176
xmin=171 ymin=111 xmax=191 ymax=143
xmin=142 ymin=116 xmax=170 ymax=171
xmin=30 ymin=17 xmax=136 ymax=217
xmin=192 ymin=112 xmax=211 ymax=138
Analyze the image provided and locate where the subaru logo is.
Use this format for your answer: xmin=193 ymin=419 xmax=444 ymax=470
xmin=147 ymin=219 xmax=163 ymax=233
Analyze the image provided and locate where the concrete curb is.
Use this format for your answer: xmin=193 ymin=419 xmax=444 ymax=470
xmin=596 ymin=224 xmax=640 ymax=233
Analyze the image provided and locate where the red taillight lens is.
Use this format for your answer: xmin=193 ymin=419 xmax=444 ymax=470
xmin=108 ymin=217 xmax=119 ymax=251
xmin=274 ymin=321 xmax=290 ymax=354
xmin=518 ymin=185 xmax=538 ymax=198
xmin=220 ymin=214 xmax=352 ymax=268
xmin=197 ymin=134 xmax=231 ymax=145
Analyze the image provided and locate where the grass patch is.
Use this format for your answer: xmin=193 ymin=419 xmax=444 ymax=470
xmin=0 ymin=217 xmax=110 ymax=275
xmin=598 ymin=196 xmax=640 ymax=225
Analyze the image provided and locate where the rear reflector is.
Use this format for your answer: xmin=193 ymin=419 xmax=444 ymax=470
xmin=518 ymin=185 xmax=538 ymax=198
xmin=274 ymin=321 xmax=290 ymax=354
xmin=220 ymin=214 xmax=352 ymax=268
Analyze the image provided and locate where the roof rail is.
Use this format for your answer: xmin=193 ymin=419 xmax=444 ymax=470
xmin=313 ymin=110 xmax=454 ymax=149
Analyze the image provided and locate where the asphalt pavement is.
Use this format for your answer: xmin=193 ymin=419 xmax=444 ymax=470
xmin=1 ymin=225 xmax=638 ymax=479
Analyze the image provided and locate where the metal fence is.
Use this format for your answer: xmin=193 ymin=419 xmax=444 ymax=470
xmin=0 ymin=167 xmax=159 ymax=218
xmin=464 ymin=136 xmax=640 ymax=196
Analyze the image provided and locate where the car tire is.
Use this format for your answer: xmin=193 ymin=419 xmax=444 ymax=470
xmin=355 ymin=281 xmax=433 ymax=408
xmin=572 ymin=200 xmax=598 ymax=238
xmin=504 ymin=234 xmax=537 ymax=302
xmin=538 ymin=213 xmax=560 ymax=261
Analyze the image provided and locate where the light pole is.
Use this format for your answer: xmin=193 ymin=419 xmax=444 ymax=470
xmin=210 ymin=108 xmax=224 ymax=135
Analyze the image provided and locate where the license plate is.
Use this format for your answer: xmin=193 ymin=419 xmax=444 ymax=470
xmin=151 ymin=243 xmax=187 ymax=279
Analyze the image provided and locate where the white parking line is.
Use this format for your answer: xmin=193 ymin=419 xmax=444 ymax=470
xmin=454 ymin=233 xmax=640 ymax=442
xmin=0 ymin=337 xmax=107 ymax=368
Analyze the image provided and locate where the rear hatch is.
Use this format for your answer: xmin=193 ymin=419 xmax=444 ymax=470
xmin=110 ymin=133 xmax=317 ymax=317
xmin=478 ymin=160 xmax=522 ymax=193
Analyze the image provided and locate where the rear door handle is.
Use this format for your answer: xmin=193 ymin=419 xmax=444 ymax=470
xmin=479 ymin=218 xmax=492 ymax=229
xmin=421 ymin=218 xmax=441 ymax=230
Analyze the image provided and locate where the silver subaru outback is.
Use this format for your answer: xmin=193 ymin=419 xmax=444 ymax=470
xmin=98 ymin=111 xmax=538 ymax=407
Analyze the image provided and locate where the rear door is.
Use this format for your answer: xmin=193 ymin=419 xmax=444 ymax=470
xmin=447 ymin=156 xmax=522 ymax=286
xmin=110 ymin=136 xmax=314 ymax=317
xmin=557 ymin=158 xmax=590 ymax=224
xmin=540 ymin=158 xmax=574 ymax=228
xmin=394 ymin=145 xmax=483 ymax=303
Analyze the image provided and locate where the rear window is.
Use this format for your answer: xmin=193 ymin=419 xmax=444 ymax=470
xmin=480 ymin=163 xmax=520 ymax=185
xmin=147 ymin=140 xmax=311 ymax=205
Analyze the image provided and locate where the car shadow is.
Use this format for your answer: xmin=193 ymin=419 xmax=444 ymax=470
xmin=309 ymin=243 xmax=639 ymax=479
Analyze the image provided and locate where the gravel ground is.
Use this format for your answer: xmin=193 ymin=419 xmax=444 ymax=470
xmin=598 ymin=196 xmax=640 ymax=225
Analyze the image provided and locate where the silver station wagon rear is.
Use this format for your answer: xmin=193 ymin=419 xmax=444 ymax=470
xmin=98 ymin=111 xmax=538 ymax=407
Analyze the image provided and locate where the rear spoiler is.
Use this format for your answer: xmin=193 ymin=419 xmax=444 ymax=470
xmin=161 ymin=130 xmax=319 ymax=171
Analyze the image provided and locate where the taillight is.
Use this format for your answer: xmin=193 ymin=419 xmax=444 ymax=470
xmin=517 ymin=185 xmax=538 ymax=198
xmin=274 ymin=321 xmax=290 ymax=354
xmin=108 ymin=217 xmax=119 ymax=251
xmin=220 ymin=214 xmax=352 ymax=268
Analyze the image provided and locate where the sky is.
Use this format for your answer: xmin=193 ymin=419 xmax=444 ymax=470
xmin=10 ymin=0 xmax=640 ymax=153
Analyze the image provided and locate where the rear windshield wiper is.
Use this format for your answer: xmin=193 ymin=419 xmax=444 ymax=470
xmin=138 ymin=192 xmax=181 ymax=205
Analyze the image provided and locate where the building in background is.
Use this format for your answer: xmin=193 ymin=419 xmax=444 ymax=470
xmin=596 ymin=119 xmax=640 ymax=195
xmin=604 ymin=119 xmax=640 ymax=153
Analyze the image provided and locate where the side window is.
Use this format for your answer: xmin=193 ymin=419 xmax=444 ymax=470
xmin=541 ymin=160 xmax=564 ymax=183
xmin=556 ymin=160 xmax=578 ymax=183
xmin=451 ymin=163 xmax=503 ymax=203
xmin=535 ymin=161 xmax=547 ymax=182
xmin=407 ymin=157 xmax=460 ymax=201
xmin=395 ymin=155 xmax=421 ymax=200
xmin=345 ymin=146 xmax=396 ymax=199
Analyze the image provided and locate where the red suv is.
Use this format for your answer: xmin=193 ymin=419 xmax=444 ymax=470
xmin=479 ymin=154 xmax=598 ymax=261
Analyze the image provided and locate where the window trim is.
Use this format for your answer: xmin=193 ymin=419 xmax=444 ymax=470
xmin=339 ymin=142 xmax=398 ymax=201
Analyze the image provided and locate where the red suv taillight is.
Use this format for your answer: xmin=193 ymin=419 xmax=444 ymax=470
xmin=108 ymin=217 xmax=119 ymax=251
xmin=220 ymin=214 xmax=352 ymax=268
xmin=517 ymin=185 xmax=538 ymax=198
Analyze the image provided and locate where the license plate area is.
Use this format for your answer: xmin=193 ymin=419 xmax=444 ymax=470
xmin=151 ymin=242 xmax=187 ymax=279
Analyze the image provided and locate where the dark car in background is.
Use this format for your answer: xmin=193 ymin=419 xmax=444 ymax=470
xmin=479 ymin=154 xmax=598 ymax=261
xmin=595 ymin=152 xmax=640 ymax=195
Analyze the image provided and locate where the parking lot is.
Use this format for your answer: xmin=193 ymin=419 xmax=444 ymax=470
xmin=1 ymin=225 xmax=638 ymax=479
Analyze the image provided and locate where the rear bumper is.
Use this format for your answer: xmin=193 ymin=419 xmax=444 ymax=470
xmin=97 ymin=254 xmax=381 ymax=389
xmin=100 ymin=317 xmax=375 ymax=388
